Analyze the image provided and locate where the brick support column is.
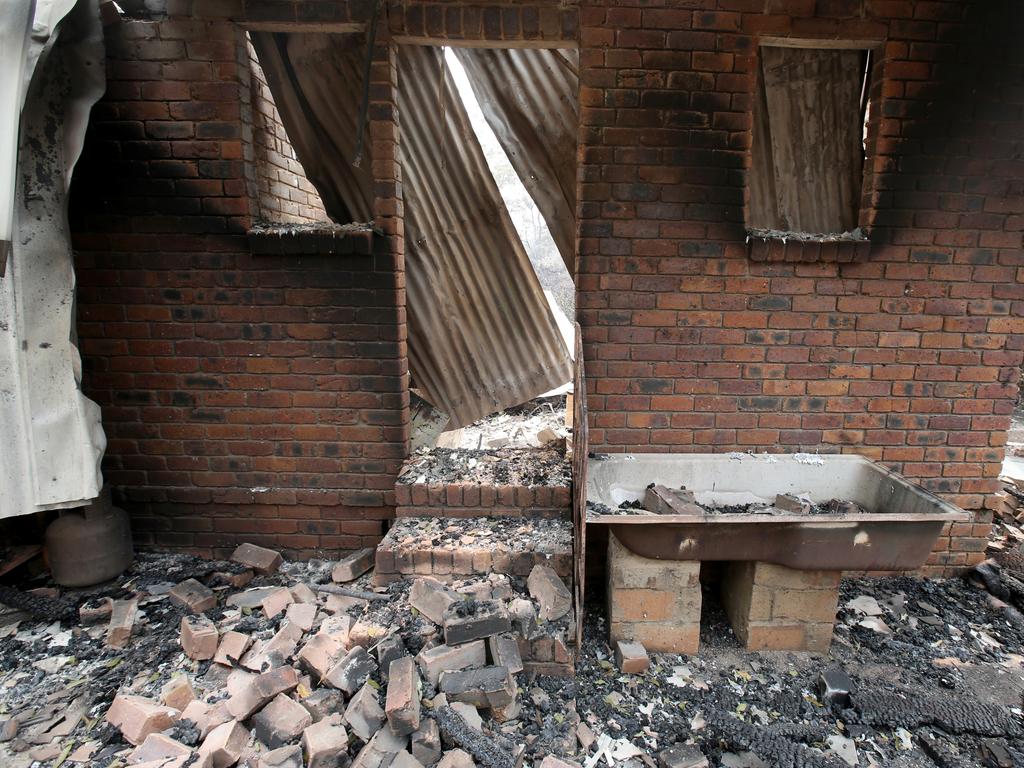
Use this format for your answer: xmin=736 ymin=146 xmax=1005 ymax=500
xmin=607 ymin=533 xmax=701 ymax=654
xmin=720 ymin=561 xmax=840 ymax=653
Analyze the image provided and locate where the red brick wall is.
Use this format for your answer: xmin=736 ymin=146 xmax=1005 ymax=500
xmin=245 ymin=35 xmax=328 ymax=224
xmin=70 ymin=8 xmax=408 ymax=559
xmin=576 ymin=0 xmax=1024 ymax=575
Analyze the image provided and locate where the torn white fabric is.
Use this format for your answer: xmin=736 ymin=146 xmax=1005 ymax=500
xmin=0 ymin=0 xmax=106 ymax=519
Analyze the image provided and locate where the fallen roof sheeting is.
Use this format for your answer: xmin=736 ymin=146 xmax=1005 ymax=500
xmin=0 ymin=0 xmax=106 ymax=519
xmin=453 ymin=47 xmax=579 ymax=275
xmin=251 ymin=33 xmax=571 ymax=429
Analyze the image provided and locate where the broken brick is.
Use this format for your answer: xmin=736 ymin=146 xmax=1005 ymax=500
xmin=439 ymin=666 xmax=516 ymax=709
xmin=302 ymin=713 xmax=348 ymax=768
xmin=527 ymin=565 xmax=572 ymax=621
xmin=129 ymin=733 xmax=192 ymax=764
xmin=106 ymin=598 xmax=138 ymax=649
xmin=284 ymin=601 xmax=317 ymax=632
xmin=344 ymin=682 xmax=386 ymax=742
xmin=301 ymin=688 xmax=344 ymax=723
xmin=775 ymin=493 xmax=812 ymax=514
xmin=231 ymin=542 xmax=283 ymax=575
xmin=333 ymin=548 xmax=376 ymax=582
xmin=79 ymin=597 xmax=113 ymax=625
xmin=392 ymin=751 xmax=427 ymax=768
xmin=180 ymin=700 xmax=231 ymax=739
xmin=416 ymin=640 xmax=486 ymax=687
xmin=169 ymin=578 xmax=217 ymax=613
xmin=409 ymin=577 xmax=461 ymax=625
xmin=325 ymin=592 xmax=368 ymax=614
xmin=259 ymin=744 xmax=304 ymax=768
xmin=349 ymin=618 xmax=389 ymax=648
xmin=242 ymin=622 xmax=303 ymax=673
xmin=290 ymin=582 xmax=318 ymax=604
xmin=412 ymin=719 xmax=441 ymax=766
xmin=615 ymin=640 xmax=649 ymax=674
xmin=181 ymin=615 xmax=219 ymax=660
xmin=160 ymin=676 xmax=195 ymax=711
xmin=487 ymin=634 xmax=523 ymax=674
xmin=326 ymin=645 xmax=377 ymax=694
xmin=199 ymin=720 xmax=250 ymax=768
xmin=227 ymin=665 xmax=299 ymax=720
xmin=217 ymin=569 xmax=255 ymax=589
xmin=350 ymin=723 xmax=408 ymax=768
xmin=378 ymin=634 xmax=409 ymax=678
xmin=252 ymin=693 xmax=313 ymax=749
xmin=442 ymin=600 xmax=511 ymax=646
xmin=106 ymin=694 xmax=180 ymax=746
xmin=262 ymin=587 xmax=294 ymax=619
xmin=450 ymin=702 xmax=482 ymax=731
xmin=437 ymin=749 xmax=476 ymax=768
xmin=490 ymin=699 xmax=521 ymax=723
xmin=539 ymin=757 xmax=582 ymax=768
xmin=386 ymin=657 xmax=421 ymax=735
xmin=297 ymin=631 xmax=344 ymax=680
xmin=214 ymin=630 xmax=252 ymax=667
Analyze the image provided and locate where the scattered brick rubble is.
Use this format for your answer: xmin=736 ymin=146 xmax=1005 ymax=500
xmin=2 ymin=539 xmax=1024 ymax=768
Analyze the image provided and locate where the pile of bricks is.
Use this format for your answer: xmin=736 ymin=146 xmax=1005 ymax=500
xmin=91 ymin=541 xmax=576 ymax=767
xmin=720 ymin=562 xmax=840 ymax=653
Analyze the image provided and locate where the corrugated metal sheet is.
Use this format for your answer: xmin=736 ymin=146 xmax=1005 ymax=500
xmin=251 ymin=33 xmax=572 ymax=429
xmin=398 ymin=44 xmax=571 ymax=428
xmin=249 ymin=32 xmax=373 ymax=223
xmin=1 ymin=0 xmax=106 ymax=519
xmin=454 ymin=47 xmax=578 ymax=274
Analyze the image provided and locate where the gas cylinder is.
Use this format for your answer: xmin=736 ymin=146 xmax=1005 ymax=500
xmin=45 ymin=491 xmax=133 ymax=587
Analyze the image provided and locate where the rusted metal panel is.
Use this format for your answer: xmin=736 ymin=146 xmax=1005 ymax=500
xmin=571 ymin=323 xmax=587 ymax=648
xmin=249 ymin=32 xmax=373 ymax=223
xmin=749 ymin=46 xmax=865 ymax=233
xmin=398 ymin=43 xmax=572 ymax=428
xmin=250 ymin=35 xmax=572 ymax=429
xmin=453 ymin=47 xmax=579 ymax=274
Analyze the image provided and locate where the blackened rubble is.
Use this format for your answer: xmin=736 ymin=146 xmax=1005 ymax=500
xmin=2 ymin=543 xmax=1024 ymax=767
xmin=399 ymin=447 xmax=571 ymax=487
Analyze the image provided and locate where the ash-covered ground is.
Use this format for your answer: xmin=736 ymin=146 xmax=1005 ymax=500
xmin=1 ymin=547 xmax=1023 ymax=767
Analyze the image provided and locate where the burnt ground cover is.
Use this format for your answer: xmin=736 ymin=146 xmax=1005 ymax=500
xmin=0 ymin=547 xmax=1023 ymax=767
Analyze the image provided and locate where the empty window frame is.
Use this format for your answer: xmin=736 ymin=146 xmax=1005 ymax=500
xmin=748 ymin=43 xmax=872 ymax=236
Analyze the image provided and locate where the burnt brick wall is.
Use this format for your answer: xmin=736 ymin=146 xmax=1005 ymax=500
xmin=68 ymin=0 xmax=1023 ymax=576
xmin=70 ymin=9 xmax=408 ymax=559
xmin=576 ymin=0 xmax=1024 ymax=575
xmin=245 ymin=35 xmax=328 ymax=224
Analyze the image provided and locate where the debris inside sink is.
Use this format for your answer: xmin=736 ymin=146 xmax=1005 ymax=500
xmin=587 ymin=484 xmax=871 ymax=518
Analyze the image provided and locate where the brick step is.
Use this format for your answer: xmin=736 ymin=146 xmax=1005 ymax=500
xmin=374 ymin=516 xmax=573 ymax=585
xmin=395 ymin=481 xmax=571 ymax=519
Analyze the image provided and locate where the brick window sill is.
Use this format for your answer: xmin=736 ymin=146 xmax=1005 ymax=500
xmin=248 ymin=222 xmax=376 ymax=256
xmin=746 ymin=231 xmax=871 ymax=263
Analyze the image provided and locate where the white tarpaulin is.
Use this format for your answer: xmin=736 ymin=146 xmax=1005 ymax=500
xmin=0 ymin=0 xmax=106 ymax=519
